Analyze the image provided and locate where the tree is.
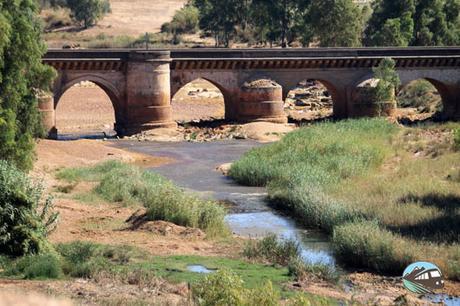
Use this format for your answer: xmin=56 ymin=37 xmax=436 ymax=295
xmin=304 ymin=0 xmax=363 ymax=47
xmin=194 ymin=0 xmax=247 ymax=47
xmin=251 ymin=0 xmax=303 ymax=47
xmin=372 ymin=58 xmax=400 ymax=103
xmin=364 ymin=0 xmax=416 ymax=46
xmin=0 ymin=161 xmax=58 ymax=256
xmin=66 ymin=0 xmax=111 ymax=28
xmin=0 ymin=0 xmax=55 ymax=171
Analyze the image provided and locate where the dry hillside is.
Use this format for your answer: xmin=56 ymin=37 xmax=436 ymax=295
xmin=75 ymin=0 xmax=187 ymax=36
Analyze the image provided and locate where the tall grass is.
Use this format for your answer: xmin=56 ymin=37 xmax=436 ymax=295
xmin=57 ymin=161 xmax=227 ymax=236
xmin=231 ymin=119 xmax=460 ymax=279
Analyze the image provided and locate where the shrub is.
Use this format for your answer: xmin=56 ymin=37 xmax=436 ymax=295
xmin=193 ymin=269 xmax=245 ymax=306
xmin=193 ymin=269 xmax=280 ymax=306
xmin=332 ymin=220 xmax=414 ymax=274
xmin=161 ymin=5 xmax=199 ymax=35
xmin=454 ymin=128 xmax=460 ymax=151
xmin=397 ymin=79 xmax=441 ymax=112
xmin=8 ymin=254 xmax=63 ymax=279
xmin=66 ymin=0 xmax=111 ymax=28
xmin=288 ymin=258 xmax=339 ymax=283
xmin=243 ymin=234 xmax=300 ymax=266
xmin=56 ymin=241 xmax=143 ymax=278
xmin=0 ymin=161 xmax=58 ymax=256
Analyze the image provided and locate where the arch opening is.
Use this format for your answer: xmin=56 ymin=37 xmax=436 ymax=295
xmin=171 ymin=78 xmax=225 ymax=123
xmin=55 ymin=81 xmax=116 ymax=138
xmin=284 ymin=79 xmax=335 ymax=122
xmin=396 ymin=79 xmax=444 ymax=122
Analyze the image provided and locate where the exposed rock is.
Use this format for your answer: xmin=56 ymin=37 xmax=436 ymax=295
xmin=216 ymin=163 xmax=232 ymax=176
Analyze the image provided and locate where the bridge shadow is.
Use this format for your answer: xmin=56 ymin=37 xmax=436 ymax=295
xmin=387 ymin=193 xmax=460 ymax=244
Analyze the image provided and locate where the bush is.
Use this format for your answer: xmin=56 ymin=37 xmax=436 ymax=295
xmin=332 ymin=220 xmax=414 ymax=274
xmin=0 ymin=161 xmax=58 ymax=256
xmin=288 ymin=258 xmax=339 ymax=283
xmin=454 ymin=128 xmax=460 ymax=151
xmin=243 ymin=234 xmax=300 ymax=266
xmin=66 ymin=0 xmax=111 ymax=28
xmin=161 ymin=5 xmax=199 ymax=35
xmin=397 ymin=79 xmax=442 ymax=112
xmin=8 ymin=254 xmax=63 ymax=279
xmin=193 ymin=269 xmax=280 ymax=306
xmin=56 ymin=241 xmax=143 ymax=278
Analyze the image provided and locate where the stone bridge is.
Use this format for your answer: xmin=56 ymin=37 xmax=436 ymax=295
xmin=41 ymin=47 xmax=460 ymax=136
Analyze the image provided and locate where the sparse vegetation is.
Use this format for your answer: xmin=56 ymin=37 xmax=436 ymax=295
xmin=397 ymin=79 xmax=442 ymax=113
xmin=231 ymin=119 xmax=460 ymax=279
xmin=454 ymin=127 xmax=460 ymax=151
xmin=6 ymin=254 xmax=63 ymax=279
xmin=243 ymin=234 xmax=300 ymax=266
xmin=56 ymin=161 xmax=227 ymax=236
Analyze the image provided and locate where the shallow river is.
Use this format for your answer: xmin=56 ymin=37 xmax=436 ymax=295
xmin=115 ymin=140 xmax=336 ymax=267
xmin=113 ymin=139 xmax=458 ymax=305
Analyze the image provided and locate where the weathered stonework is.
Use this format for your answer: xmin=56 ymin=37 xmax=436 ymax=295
xmin=41 ymin=47 xmax=460 ymax=138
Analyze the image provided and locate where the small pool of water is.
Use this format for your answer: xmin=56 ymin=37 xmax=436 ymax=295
xmin=425 ymin=294 xmax=460 ymax=306
xmin=226 ymin=211 xmax=335 ymax=266
xmin=187 ymin=265 xmax=216 ymax=274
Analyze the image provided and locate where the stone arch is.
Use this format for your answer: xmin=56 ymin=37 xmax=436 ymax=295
xmin=55 ymin=74 xmax=122 ymax=111
xmin=399 ymin=77 xmax=450 ymax=107
xmin=54 ymin=74 xmax=123 ymax=134
xmin=284 ymin=78 xmax=341 ymax=119
xmin=171 ymin=77 xmax=232 ymax=121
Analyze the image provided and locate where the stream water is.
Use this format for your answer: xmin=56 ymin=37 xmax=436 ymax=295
xmin=115 ymin=140 xmax=336 ymax=267
xmin=114 ymin=139 xmax=458 ymax=305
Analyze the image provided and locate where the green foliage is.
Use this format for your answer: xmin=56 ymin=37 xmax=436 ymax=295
xmin=57 ymin=161 xmax=228 ymax=236
xmin=365 ymin=0 xmax=416 ymax=46
xmin=7 ymin=254 xmax=63 ymax=279
xmin=194 ymin=0 xmax=250 ymax=47
xmin=57 ymin=241 xmax=143 ymax=278
xmin=372 ymin=58 xmax=400 ymax=104
xmin=397 ymin=79 xmax=442 ymax=112
xmin=0 ymin=0 xmax=56 ymax=171
xmin=365 ymin=0 xmax=459 ymax=46
xmin=66 ymin=0 xmax=111 ymax=28
xmin=288 ymin=258 xmax=339 ymax=283
xmin=232 ymin=120 xmax=460 ymax=279
xmin=243 ymin=234 xmax=300 ymax=266
xmin=230 ymin=118 xmax=396 ymax=187
xmin=161 ymin=4 xmax=200 ymax=42
xmin=0 ymin=160 xmax=58 ymax=256
xmin=332 ymin=220 xmax=414 ymax=273
xmin=304 ymin=0 xmax=363 ymax=47
xmin=193 ymin=269 xmax=246 ymax=305
xmin=454 ymin=128 xmax=460 ymax=151
xmin=193 ymin=269 xmax=280 ymax=306
xmin=250 ymin=0 xmax=303 ymax=48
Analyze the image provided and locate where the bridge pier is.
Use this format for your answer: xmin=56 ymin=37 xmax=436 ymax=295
xmin=121 ymin=51 xmax=176 ymax=135
xmin=38 ymin=94 xmax=57 ymax=139
xmin=238 ymin=82 xmax=287 ymax=123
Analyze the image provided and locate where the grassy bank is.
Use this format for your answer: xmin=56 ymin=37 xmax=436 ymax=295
xmin=56 ymin=161 xmax=227 ymax=237
xmin=230 ymin=119 xmax=460 ymax=279
xmin=1 ymin=241 xmax=335 ymax=305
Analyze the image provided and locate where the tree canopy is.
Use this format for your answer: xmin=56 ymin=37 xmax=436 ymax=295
xmin=0 ymin=0 xmax=55 ymax=170
xmin=186 ymin=0 xmax=460 ymax=47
